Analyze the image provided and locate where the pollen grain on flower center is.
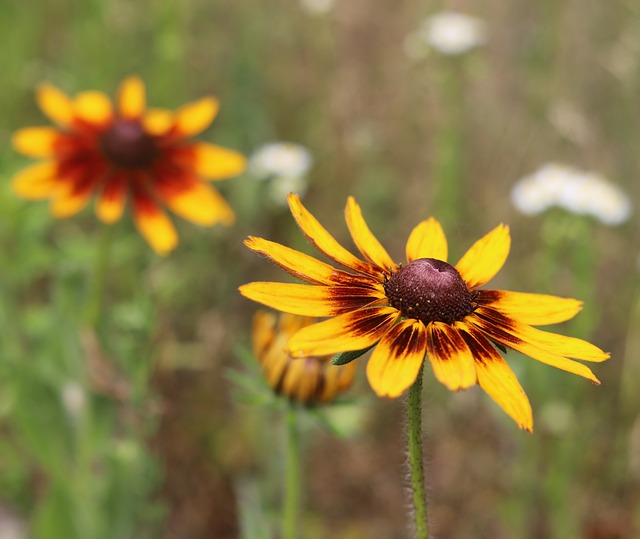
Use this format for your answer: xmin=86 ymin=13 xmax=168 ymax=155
xmin=383 ymin=258 xmax=474 ymax=325
xmin=100 ymin=119 xmax=159 ymax=169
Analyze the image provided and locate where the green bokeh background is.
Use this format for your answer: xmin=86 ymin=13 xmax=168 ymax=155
xmin=1 ymin=1 xmax=639 ymax=538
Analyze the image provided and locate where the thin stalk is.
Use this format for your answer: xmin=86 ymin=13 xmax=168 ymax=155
xmin=283 ymin=403 xmax=301 ymax=539
xmin=434 ymin=60 xmax=464 ymax=230
xmin=74 ymin=224 xmax=114 ymax=536
xmin=84 ymin=224 xmax=113 ymax=328
xmin=406 ymin=364 xmax=429 ymax=539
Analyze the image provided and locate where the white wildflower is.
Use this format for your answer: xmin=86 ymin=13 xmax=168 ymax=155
xmin=249 ymin=142 xmax=312 ymax=181
xmin=410 ymin=11 xmax=487 ymax=57
xmin=511 ymin=163 xmax=576 ymax=215
xmin=268 ymin=175 xmax=309 ymax=207
xmin=511 ymin=163 xmax=631 ymax=225
xmin=300 ymin=0 xmax=335 ymax=15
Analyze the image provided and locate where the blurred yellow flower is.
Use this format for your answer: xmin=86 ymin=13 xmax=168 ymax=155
xmin=240 ymin=194 xmax=610 ymax=431
xmin=252 ymin=311 xmax=356 ymax=405
xmin=12 ymin=76 xmax=246 ymax=254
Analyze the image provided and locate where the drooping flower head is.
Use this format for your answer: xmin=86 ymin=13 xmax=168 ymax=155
xmin=252 ymin=310 xmax=356 ymax=405
xmin=240 ymin=195 xmax=609 ymax=430
xmin=12 ymin=77 xmax=246 ymax=254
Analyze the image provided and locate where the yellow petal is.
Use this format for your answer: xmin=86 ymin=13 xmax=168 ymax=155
xmin=74 ymin=91 xmax=113 ymax=125
xmin=476 ymin=307 xmax=609 ymax=362
xmin=132 ymin=195 xmax=179 ymax=255
xmin=36 ymin=83 xmax=73 ymax=126
xmin=282 ymin=359 xmax=320 ymax=403
xmin=426 ymin=322 xmax=477 ymax=390
xmin=190 ymin=143 xmax=247 ymax=180
xmin=260 ymin=334 xmax=290 ymax=387
xmin=459 ymin=324 xmax=533 ymax=431
xmin=336 ymin=361 xmax=358 ymax=391
xmin=366 ymin=319 xmax=427 ymax=398
xmin=320 ymin=362 xmax=356 ymax=402
xmin=96 ymin=174 xmax=128 ymax=223
xmin=51 ymin=185 xmax=92 ymax=218
xmin=118 ymin=76 xmax=146 ymax=119
xmin=252 ymin=311 xmax=277 ymax=360
xmin=244 ymin=236 xmax=366 ymax=286
xmin=287 ymin=306 xmax=400 ymax=358
xmin=406 ymin=217 xmax=448 ymax=263
xmin=287 ymin=194 xmax=376 ymax=276
xmin=12 ymin=127 xmax=61 ymax=157
xmin=174 ymin=97 xmax=219 ymax=137
xmin=161 ymin=181 xmax=234 ymax=226
xmin=345 ymin=197 xmax=396 ymax=272
xmin=239 ymin=282 xmax=383 ymax=317
xmin=278 ymin=312 xmax=314 ymax=335
xmin=12 ymin=162 xmax=59 ymax=199
xmin=318 ymin=363 xmax=341 ymax=402
xmin=514 ymin=322 xmax=608 ymax=362
xmin=143 ymin=108 xmax=174 ymax=136
xmin=456 ymin=224 xmax=510 ymax=289
xmin=467 ymin=312 xmax=601 ymax=383
xmin=477 ymin=290 xmax=583 ymax=326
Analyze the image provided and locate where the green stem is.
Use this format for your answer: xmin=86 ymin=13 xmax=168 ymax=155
xmin=84 ymin=224 xmax=113 ymax=327
xmin=434 ymin=60 xmax=464 ymax=230
xmin=406 ymin=364 xmax=429 ymax=539
xmin=283 ymin=403 xmax=301 ymax=539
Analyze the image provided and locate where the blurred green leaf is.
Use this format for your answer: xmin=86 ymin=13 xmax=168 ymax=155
xmin=33 ymin=485 xmax=77 ymax=539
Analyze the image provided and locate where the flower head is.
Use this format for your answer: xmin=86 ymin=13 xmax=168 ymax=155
xmin=249 ymin=142 xmax=313 ymax=206
xmin=252 ymin=310 xmax=356 ymax=405
xmin=240 ymin=195 xmax=609 ymax=430
xmin=299 ymin=0 xmax=335 ymax=15
xmin=249 ymin=142 xmax=312 ymax=181
xmin=12 ymin=77 xmax=246 ymax=254
xmin=511 ymin=163 xmax=631 ymax=226
xmin=405 ymin=11 xmax=487 ymax=59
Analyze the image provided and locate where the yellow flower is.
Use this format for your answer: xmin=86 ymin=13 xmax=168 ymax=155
xmin=253 ymin=310 xmax=356 ymax=405
xmin=239 ymin=194 xmax=610 ymax=430
xmin=12 ymin=77 xmax=246 ymax=254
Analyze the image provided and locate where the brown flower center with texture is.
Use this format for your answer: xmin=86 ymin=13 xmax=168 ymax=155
xmin=101 ymin=119 xmax=159 ymax=168
xmin=383 ymin=258 xmax=475 ymax=325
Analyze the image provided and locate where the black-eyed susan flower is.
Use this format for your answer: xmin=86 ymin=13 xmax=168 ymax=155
xmin=239 ymin=194 xmax=610 ymax=430
xmin=12 ymin=77 xmax=246 ymax=254
xmin=253 ymin=310 xmax=356 ymax=405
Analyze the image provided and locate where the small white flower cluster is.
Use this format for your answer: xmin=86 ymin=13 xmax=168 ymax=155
xmin=299 ymin=0 xmax=335 ymax=15
xmin=404 ymin=11 xmax=487 ymax=59
xmin=249 ymin=142 xmax=313 ymax=206
xmin=511 ymin=163 xmax=632 ymax=226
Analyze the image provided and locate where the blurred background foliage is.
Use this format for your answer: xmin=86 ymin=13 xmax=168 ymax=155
xmin=1 ymin=0 xmax=639 ymax=538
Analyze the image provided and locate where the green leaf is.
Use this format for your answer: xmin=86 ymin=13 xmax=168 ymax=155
xmin=331 ymin=344 xmax=376 ymax=365
xmin=33 ymin=485 xmax=77 ymax=539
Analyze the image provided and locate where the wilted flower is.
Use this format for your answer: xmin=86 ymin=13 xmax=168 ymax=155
xmin=405 ymin=11 xmax=487 ymax=59
xmin=511 ymin=163 xmax=631 ymax=225
xmin=12 ymin=77 xmax=246 ymax=254
xmin=240 ymin=195 xmax=609 ymax=430
xmin=252 ymin=311 xmax=356 ymax=405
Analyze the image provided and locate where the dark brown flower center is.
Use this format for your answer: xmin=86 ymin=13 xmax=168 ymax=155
xmin=383 ymin=258 xmax=475 ymax=325
xmin=100 ymin=119 xmax=159 ymax=168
